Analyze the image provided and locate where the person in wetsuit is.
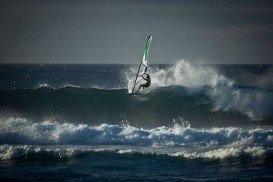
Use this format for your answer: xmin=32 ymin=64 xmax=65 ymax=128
xmin=137 ymin=73 xmax=151 ymax=92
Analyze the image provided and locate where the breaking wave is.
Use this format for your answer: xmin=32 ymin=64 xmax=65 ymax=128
xmin=0 ymin=117 xmax=273 ymax=160
xmin=126 ymin=60 xmax=273 ymax=120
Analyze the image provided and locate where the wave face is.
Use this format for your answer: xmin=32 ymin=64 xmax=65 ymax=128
xmin=0 ymin=117 xmax=273 ymax=160
xmin=0 ymin=85 xmax=273 ymax=127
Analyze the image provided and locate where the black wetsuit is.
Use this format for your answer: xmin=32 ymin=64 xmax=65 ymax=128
xmin=138 ymin=74 xmax=151 ymax=92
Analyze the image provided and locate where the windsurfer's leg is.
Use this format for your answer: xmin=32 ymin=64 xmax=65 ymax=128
xmin=139 ymin=83 xmax=148 ymax=92
xmin=137 ymin=83 xmax=148 ymax=92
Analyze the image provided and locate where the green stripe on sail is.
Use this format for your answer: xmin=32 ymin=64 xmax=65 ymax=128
xmin=143 ymin=36 xmax=152 ymax=60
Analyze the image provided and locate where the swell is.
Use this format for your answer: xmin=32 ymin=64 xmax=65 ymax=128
xmin=1 ymin=85 xmax=273 ymax=127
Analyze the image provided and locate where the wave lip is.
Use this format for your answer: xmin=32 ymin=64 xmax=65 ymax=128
xmin=0 ymin=144 xmax=93 ymax=160
xmin=172 ymin=143 xmax=267 ymax=159
xmin=0 ymin=143 xmax=272 ymax=160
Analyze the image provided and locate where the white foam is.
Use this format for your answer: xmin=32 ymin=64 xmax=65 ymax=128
xmin=0 ymin=117 xmax=273 ymax=160
xmin=172 ymin=136 xmax=268 ymax=159
xmin=62 ymin=83 xmax=80 ymax=88
xmin=36 ymin=83 xmax=122 ymax=90
xmin=117 ymin=149 xmax=133 ymax=154
xmin=37 ymin=83 xmax=51 ymax=88
xmin=37 ymin=83 xmax=81 ymax=89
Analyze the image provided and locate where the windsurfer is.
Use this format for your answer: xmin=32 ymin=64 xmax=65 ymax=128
xmin=137 ymin=73 xmax=151 ymax=92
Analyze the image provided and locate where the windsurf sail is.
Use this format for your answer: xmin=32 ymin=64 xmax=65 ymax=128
xmin=131 ymin=35 xmax=152 ymax=93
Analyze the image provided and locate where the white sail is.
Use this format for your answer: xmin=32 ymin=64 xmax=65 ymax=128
xmin=131 ymin=36 xmax=152 ymax=93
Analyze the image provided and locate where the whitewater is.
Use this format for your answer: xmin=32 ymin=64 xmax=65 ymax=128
xmin=0 ymin=61 xmax=273 ymax=181
xmin=1 ymin=117 xmax=273 ymax=160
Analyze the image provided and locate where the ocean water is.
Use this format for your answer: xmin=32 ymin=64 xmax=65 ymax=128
xmin=0 ymin=61 xmax=273 ymax=181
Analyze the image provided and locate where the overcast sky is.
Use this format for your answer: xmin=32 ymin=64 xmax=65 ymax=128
xmin=1 ymin=0 xmax=273 ymax=64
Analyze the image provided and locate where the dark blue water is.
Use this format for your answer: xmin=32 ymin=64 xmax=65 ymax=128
xmin=1 ymin=152 xmax=273 ymax=181
xmin=0 ymin=61 xmax=273 ymax=181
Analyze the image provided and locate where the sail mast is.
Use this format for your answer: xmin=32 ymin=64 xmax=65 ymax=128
xmin=132 ymin=36 xmax=152 ymax=93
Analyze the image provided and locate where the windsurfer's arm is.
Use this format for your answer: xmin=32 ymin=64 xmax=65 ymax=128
xmin=141 ymin=75 xmax=148 ymax=81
